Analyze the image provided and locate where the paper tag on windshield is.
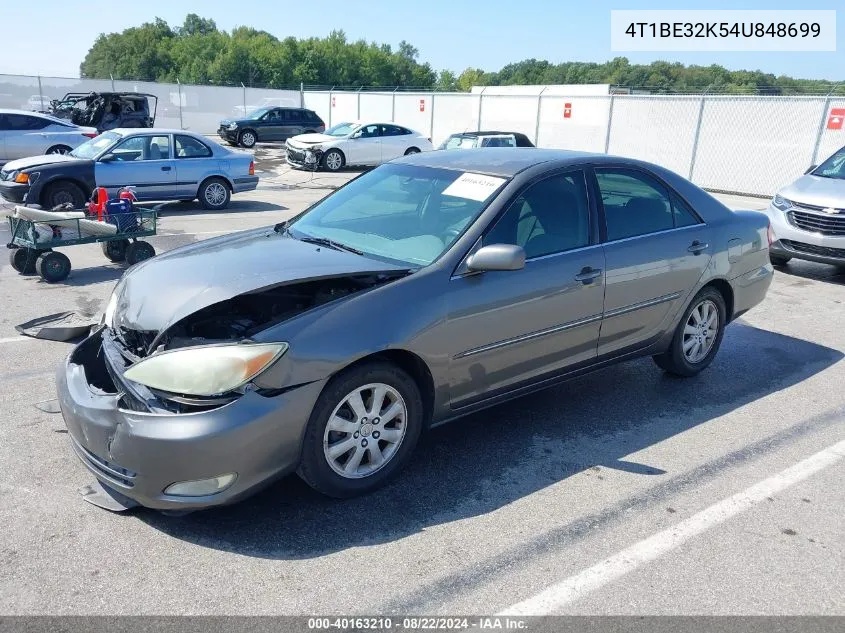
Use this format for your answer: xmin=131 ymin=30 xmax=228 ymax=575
xmin=442 ymin=172 xmax=506 ymax=202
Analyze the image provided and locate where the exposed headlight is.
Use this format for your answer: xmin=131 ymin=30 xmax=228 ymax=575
xmin=228 ymin=122 xmax=239 ymax=130
xmin=307 ymin=145 xmax=323 ymax=151
xmin=123 ymin=342 xmax=288 ymax=396
xmin=772 ymin=194 xmax=792 ymax=211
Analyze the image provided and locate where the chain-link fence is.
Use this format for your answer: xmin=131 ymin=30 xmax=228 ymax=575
xmin=2 ymin=73 xmax=844 ymax=197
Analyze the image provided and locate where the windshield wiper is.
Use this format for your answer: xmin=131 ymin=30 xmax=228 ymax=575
xmin=298 ymin=235 xmax=364 ymax=256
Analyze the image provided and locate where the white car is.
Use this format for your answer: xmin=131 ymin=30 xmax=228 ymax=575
xmin=765 ymin=144 xmax=845 ymax=268
xmin=0 ymin=109 xmax=98 ymax=165
xmin=285 ymin=121 xmax=433 ymax=171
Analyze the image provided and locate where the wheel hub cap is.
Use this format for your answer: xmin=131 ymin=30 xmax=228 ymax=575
xmin=682 ymin=299 xmax=718 ymax=364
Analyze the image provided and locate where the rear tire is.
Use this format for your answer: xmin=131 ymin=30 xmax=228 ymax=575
xmin=125 ymin=241 xmax=155 ymax=266
xmin=198 ymin=178 xmax=231 ymax=210
xmin=36 ymin=251 xmax=71 ymax=283
xmin=298 ymin=362 xmax=423 ymax=498
xmin=404 ymin=147 xmax=420 ymax=155
xmin=769 ymin=254 xmax=791 ymax=266
xmin=653 ymin=286 xmax=727 ymax=377
xmin=101 ymin=239 xmax=129 ymax=262
xmin=46 ymin=145 xmax=72 ymax=155
xmin=42 ymin=180 xmax=86 ymax=209
xmin=9 ymin=248 xmax=39 ymax=274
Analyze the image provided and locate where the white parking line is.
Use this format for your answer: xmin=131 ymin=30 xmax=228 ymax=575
xmin=498 ymin=438 xmax=845 ymax=616
xmin=0 ymin=336 xmax=29 ymax=344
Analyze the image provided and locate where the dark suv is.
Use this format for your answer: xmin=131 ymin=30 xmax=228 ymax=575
xmin=218 ymin=107 xmax=326 ymax=148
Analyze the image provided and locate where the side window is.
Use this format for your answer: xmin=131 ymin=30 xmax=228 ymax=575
xmin=112 ymin=135 xmax=170 ymax=161
xmin=175 ymin=135 xmax=212 ymax=159
xmin=358 ymin=124 xmax=381 ymax=138
xmin=380 ymin=125 xmax=405 ymax=137
xmin=485 ymin=171 xmax=591 ymax=259
xmin=595 ymin=169 xmax=674 ymax=241
xmin=0 ymin=114 xmax=9 ymax=131
xmin=671 ymin=194 xmax=701 ymax=228
xmin=6 ymin=114 xmax=48 ymax=130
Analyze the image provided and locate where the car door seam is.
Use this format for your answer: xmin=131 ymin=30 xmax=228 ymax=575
xmin=452 ymin=313 xmax=604 ymax=360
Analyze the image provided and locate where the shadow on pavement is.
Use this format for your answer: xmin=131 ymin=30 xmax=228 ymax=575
xmin=141 ymin=322 xmax=842 ymax=558
xmin=157 ymin=200 xmax=287 ymax=216
xmin=773 ymin=260 xmax=845 ymax=286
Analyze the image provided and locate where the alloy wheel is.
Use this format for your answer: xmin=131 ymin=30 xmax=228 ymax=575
xmin=325 ymin=151 xmax=342 ymax=171
xmin=683 ymin=299 xmax=719 ymax=363
xmin=204 ymin=182 xmax=227 ymax=207
xmin=322 ymin=383 xmax=408 ymax=479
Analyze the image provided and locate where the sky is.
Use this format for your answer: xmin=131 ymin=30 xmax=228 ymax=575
xmin=0 ymin=0 xmax=841 ymax=82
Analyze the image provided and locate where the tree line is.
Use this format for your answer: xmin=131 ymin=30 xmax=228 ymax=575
xmin=80 ymin=15 xmax=840 ymax=95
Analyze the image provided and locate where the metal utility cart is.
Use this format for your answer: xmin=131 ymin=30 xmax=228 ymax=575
xmin=7 ymin=209 xmax=157 ymax=282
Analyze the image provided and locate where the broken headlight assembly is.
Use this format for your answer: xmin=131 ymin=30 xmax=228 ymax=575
xmin=123 ymin=342 xmax=289 ymax=397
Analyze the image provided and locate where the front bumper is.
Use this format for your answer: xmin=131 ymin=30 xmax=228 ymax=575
xmin=57 ymin=328 xmax=325 ymax=511
xmin=0 ymin=181 xmax=29 ymax=203
xmin=764 ymin=202 xmax=845 ymax=265
xmin=218 ymin=127 xmax=239 ymax=143
xmin=285 ymin=145 xmax=319 ymax=170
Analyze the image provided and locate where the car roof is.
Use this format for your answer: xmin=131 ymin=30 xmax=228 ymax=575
xmin=109 ymin=128 xmax=205 ymax=136
xmin=394 ymin=148 xmax=608 ymax=177
xmin=0 ymin=108 xmax=52 ymax=116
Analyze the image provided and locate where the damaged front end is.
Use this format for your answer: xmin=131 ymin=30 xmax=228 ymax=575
xmin=95 ymin=272 xmax=407 ymax=414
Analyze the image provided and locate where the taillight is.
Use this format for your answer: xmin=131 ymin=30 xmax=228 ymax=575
xmin=249 ymin=161 xmax=255 ymax=176
xmin=83 ymin=132 xmax=98 ymax=138
xmin=767 ymin=223 xmax=774 ymax=248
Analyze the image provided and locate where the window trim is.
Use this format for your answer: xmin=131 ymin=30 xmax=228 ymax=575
xmin=174 ymin=134 xmax=212 ymax=159
xmin=592 ymin=165 xmax=703 ymax=244
xmin=110 ymin=134 xmax=173 ymax=161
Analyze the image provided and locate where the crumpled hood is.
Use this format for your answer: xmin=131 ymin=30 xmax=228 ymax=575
xmin=2 ymin=153 xmax=87 ymax=172
xmin=780 ymin=175 xmax=845 ymax=209
xmin=287 ymin=133 xmax=337 ymax=146
xmin=110 ymin=227 xmax=406 ymax=335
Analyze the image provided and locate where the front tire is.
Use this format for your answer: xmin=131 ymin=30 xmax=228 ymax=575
xmin=42 ymin=180 xmax=86 ymax=209
xmin=101 ymin=239 xmax=129 ymax=262
xmin=239 ymin=129 xmax=257 ymax=148
xmin=770 ymin=254 xmax=791 ymax=266
xmin=653 ymin=286 xmax=727 ymax=377
xmin=322 ymin=149 xmax=344 ymax=172
xmin=36 ymin=251 xmax=71 ymax=283
xmin=198 ymin=178 xmax=231 ymax=210
xmin=125 ymin=240 xmax=155 ymax=266
xmin=298 ymin=362 xmax=423 ymax=498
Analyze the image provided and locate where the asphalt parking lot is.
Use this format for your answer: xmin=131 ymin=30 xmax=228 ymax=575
xmin=0 ymin=145 xmax=842 ymax=615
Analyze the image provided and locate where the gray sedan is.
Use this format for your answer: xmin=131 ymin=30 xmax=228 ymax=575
xmin=56 ymin=149 xmax=773 ymax=512
xmin=0 ymin=108 xmax=97 ymax=164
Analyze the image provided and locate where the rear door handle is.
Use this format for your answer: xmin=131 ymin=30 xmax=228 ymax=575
xmin=161 ymin=166 xmax=172 ymax=171
xmin=688 ymin=240 xmax=708 ymax=254
xmin=575 ymin=267 xmax=603 ymax=284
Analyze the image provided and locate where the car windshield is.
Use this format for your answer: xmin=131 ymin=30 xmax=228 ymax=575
xmin=69 ymin=131 xmax=120 ymax=159
xmin=247 ymin=107 xmax=272 ymax=120
xmin=438 ymin=135 xmax=478 ymax=150
xmin=813 ymin=146 xmax=845 ymax=180
xmin=324 ymin=122 xmax=358 ymax=137
xmin=288 ymin=163 xmax=508 ymax=267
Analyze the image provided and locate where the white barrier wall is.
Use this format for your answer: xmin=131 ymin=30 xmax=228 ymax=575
xmin=608 ymin=96 xmax=701 ymax=178
xmin=692 ymin=97 xmax=827 ymax=195
xmin=538 ymin=95 xmax=611 ymax=153
xmin=3 ymin=72 xmax=845 ymax=196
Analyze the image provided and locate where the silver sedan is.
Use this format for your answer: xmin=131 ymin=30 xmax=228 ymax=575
xmin=0 ymin=108 xmax=97 ymax=164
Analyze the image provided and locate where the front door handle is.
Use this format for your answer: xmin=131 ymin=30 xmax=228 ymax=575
xmin=575 ymin=267 xmax=602 ymax=284
xmin=688 ymin=240 xmax=708 ymax=254
xmin=161 ymin=166 xmax=172 ymax=172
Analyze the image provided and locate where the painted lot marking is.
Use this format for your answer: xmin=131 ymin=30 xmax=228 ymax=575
xmin=499 ymin=438 xmax=845 ymax=615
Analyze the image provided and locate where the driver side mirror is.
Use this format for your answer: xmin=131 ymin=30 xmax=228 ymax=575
xmin=99 ymin=153 xmax=116 ymax=163
xmin=466 ymin=244 xmax=526 ymax=272
xmin=805 ymin=164 xmax=817 ymax=174
xmin=351 ymin=130 xmax=362 ymax=139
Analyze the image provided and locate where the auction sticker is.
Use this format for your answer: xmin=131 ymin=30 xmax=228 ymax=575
xmin=443 ymin=173 xmax=507 ymax=201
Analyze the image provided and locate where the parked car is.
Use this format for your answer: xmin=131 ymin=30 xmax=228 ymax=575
xmin=218 ymin=107 xmax=325 ymax=148
xmin=231 ymin=97 xmax=299 ymax=118
xmin=286 ymin=121 xmax=433 ymax=171
xmin=0 ymin=109 xmax=97 ymax=164
xmin=56 ymin=148 xmax=773 ymax=512
xmin=48 ymin=92 xmax=156 ymax=132
xmin=765 ymin=145 xmax=845 ymax=267
xmin=438 ymin=131 xmax=535 ymax=149
xmin=0 ymin=128 xmax=257 ymax=210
